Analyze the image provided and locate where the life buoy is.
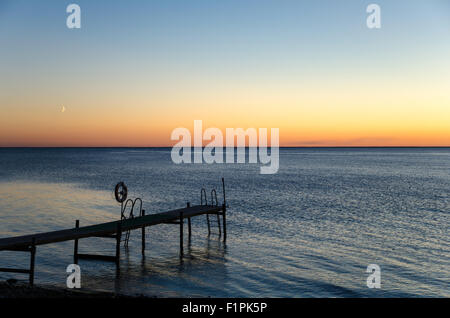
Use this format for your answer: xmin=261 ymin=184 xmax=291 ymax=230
xmin=114 ymin=182 xmax=128 ymax=203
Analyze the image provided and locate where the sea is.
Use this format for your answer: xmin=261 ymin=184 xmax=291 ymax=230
xmin=0 ymin=148 xmax=448 ymax=297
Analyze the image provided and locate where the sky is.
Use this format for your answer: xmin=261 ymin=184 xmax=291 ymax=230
xmin=0 ymin=0 xmax=449 ymax=147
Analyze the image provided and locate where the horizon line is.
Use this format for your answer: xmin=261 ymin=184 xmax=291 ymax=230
xmin=1 ymin=146 xmax=450 ymax=149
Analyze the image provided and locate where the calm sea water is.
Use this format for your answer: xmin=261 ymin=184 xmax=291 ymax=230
xmin=0 ymin=148 xmax=448 ymax=297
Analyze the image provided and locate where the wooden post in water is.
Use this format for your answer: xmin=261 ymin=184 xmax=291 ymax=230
xmin=222 ymin=204 xmax=227 ymax=242
xmin=29 ymin=238 xmax=36 ymax=286
xmin=179 ymin=211 xmax=184 ymax=256
xmin=187 ymin=202 xmax=191 ymax=239
xmin=141 ymin=210 xmax=146 ymax=255
xmin=74 ymin=220 xmax=79 ymax=264
xmin=115 ymin=222 xmax=121 ymax=266
xmin=222 ymin=177 xmax=227 ymax=242
xmin=217 ymin=214 xmax=222 ymax=235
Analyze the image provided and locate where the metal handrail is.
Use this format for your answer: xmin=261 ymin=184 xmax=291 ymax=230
xmin=201 ymin=188 xmax=208 ymax=206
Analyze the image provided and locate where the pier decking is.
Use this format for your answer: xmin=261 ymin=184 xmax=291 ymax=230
xmin=0 ymin=201 xmax=227 ymax=285
xmin=0 ymin=205 xmax=224 ymax=251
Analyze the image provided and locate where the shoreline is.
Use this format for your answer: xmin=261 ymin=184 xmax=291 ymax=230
xmin=0 ymin=280 xmax=152 ymax=298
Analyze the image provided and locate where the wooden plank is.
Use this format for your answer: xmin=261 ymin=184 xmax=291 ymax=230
xmin=0 ymin=267 xmax=31 ymax=274
xmin=77 ymin=254 xmax=117 ymax=262
xmin=0 ymin=205 xmax=222 ymax=251
xmin=163 ymin=221 xmax=181 ymax=224
xmin=4 ymin=247 xmax=32 ymax=252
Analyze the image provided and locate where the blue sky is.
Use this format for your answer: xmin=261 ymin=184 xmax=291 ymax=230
xmin=2 ymin=0 xmax=449 ymax=78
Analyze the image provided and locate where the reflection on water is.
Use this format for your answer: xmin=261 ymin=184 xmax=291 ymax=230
xmin=0 ymin=148 xmax=449 ymax=297
xmin=111 ymin=238 xmax=228 ymax=297
xmin=0 ymin=182 xmax=117 ymax=237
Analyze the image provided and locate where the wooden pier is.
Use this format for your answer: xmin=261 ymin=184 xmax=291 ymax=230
xmin=0 ymin=180 xmax=228 ymax=285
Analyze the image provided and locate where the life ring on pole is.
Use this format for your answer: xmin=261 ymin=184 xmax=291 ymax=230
xmin=114 ymin=182 xmax=128 ymax=203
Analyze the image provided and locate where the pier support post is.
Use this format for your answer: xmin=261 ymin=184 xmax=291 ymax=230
xmin=222 ymin=204 xmax=227 ymax=242
xmin=217 ymin=213 xmax=221 ymax=236
xmin=74 ymin=220 xmax=79 ymax=264
xmin=187 ymin=203 xmax=191 ymax=239
xmin=179 ymin=211 xmax=184 ymax=256
xmin=141 ymin=210 xmax=146 ymax=255
xmin=29 ymin=238 xmax=36 ymax=286
xmin=115 ymin=222 xmax=122 ymax=266
xmin=221 ymin=178 xmax=227 ymax=242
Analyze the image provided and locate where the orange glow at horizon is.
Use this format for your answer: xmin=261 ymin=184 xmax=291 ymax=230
xmin=1 ymin=75 xmax=450 ymax=147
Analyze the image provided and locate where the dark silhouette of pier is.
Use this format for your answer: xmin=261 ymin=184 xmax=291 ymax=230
xmin=0 ymin=179 xmax=227 ymax=285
